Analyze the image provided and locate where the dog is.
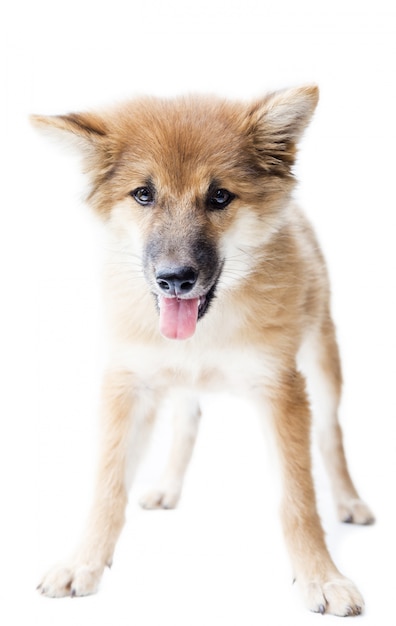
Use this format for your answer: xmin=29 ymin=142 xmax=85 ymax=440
xmin=32 ymin=85 xmax=374 ymax=616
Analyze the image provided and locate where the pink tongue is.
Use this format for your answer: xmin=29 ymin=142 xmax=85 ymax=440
xmin=159 ymin=296 xmax=199 ymax=340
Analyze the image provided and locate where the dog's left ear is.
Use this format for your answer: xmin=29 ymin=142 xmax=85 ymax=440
xmin=246 ymin=85 xmax=319 ymax=174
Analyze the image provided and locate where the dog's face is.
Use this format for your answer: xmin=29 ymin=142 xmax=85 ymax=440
xmin=32 ymin=86 xmax=318 ymax=339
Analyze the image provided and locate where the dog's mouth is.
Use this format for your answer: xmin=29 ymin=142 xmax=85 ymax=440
xmin=156 ymin=280 xmax=217 ymax=341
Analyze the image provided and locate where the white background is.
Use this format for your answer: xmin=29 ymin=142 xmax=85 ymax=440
xmin=2 ymin=1 xmax=396 ymax=624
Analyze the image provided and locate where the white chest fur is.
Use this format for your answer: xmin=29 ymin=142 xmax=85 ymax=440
xmin=109 ymin=335 xmax=279 ymax=395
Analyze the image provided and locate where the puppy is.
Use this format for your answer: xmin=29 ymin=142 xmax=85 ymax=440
xmin=32 ymin=86 xmax=374 ymax=615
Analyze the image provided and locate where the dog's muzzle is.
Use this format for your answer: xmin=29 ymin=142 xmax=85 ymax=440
xmin=153 ymin=264 xmax=221 ymax=341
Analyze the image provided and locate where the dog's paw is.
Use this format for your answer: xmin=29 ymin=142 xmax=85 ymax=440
xmin=302 ymin=576 xmax=364 ymax=617
xmin=338 ymin=498 xmax=375 ymax=525
xmin=38 ymin=562 xmax=104 ymax=598
xmin=139 ymin=485 xmax=180 ymax=510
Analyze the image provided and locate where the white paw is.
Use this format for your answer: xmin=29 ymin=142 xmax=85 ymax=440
xmin=338 ymin=498 xmax=375 ymax=525
xmin=302 ymin=576 xmax=364 ymax=616
xmin=139 ymin=485 xmax=181 ymax=510
xmin=38 ymin=562 xmax=104 ymax=598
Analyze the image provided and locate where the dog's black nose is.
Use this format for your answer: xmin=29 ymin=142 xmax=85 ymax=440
xmin=156 ymin=267 xmax=198 ymax=296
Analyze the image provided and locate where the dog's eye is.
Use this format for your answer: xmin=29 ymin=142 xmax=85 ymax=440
xmin=208 ymin=188 xmax=235 ymax=210
xmin=131 ymin=187 xmax=154 ymax=206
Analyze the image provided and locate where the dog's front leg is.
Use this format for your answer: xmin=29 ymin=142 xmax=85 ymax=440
xmin=38 ymin=369 xmax=158 ymax=598
xmin=263 ymin=369 xmax=364 ymax=616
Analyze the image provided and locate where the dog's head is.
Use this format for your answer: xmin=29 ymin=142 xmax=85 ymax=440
xmin=32 ymin=86 xmax=318 ymax=340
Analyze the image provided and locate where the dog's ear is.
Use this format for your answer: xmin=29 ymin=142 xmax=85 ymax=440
xmin=31 ymin=111 xmax=116 ymax=215
xmin=246 ymin=85 xmax=319 ymax=175
xmin=30 ymin=111 xmax=108 ymax=154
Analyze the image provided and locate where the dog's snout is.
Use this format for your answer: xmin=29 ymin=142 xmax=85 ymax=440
xmin=156 ymin=267 xmax=198 ymax=296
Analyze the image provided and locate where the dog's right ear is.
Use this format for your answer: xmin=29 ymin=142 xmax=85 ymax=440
xmin=30 ymin=111 xmax=115 ymax=215
xmin=30 ymin=111 xmax=108 ymax=154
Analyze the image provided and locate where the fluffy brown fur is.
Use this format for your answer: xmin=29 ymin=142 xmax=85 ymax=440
xmin=33 ymin=86 xmax=374 ymax=616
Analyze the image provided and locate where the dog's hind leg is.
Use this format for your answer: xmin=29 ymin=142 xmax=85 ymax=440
xmin=299 ymin=318 xmax=374 ymax=525
xmin=140 ymin=391 xmax=201 ymax=509
xmin=38 ymin=369 xmax=160 ymax=597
